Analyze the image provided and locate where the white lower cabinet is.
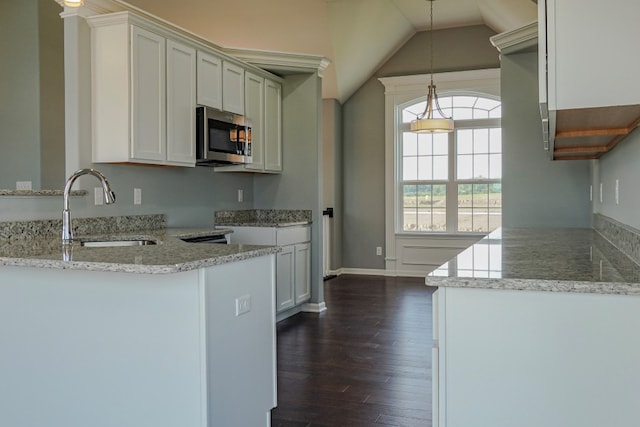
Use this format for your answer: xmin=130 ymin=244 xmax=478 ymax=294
xmin=434 ymin=286 xmax=640 ymax=427
xmin=0 ymin=256 xmax=277 ymax=427
xmin=227 ymin=225 xmax=311 ymax=314
xmin=294 ymin=242 xmax=311 ymax=304
xmin=276 ymin=245 xmax=295 ymax=311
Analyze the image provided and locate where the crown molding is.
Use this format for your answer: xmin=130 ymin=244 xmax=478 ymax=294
xmin=490 ymin=21 xmax=538 ymax=54
xmin=58 ymin=0 xmax=122 ymax=18
xmin=224 ymin=48 xmax=331 ymax=77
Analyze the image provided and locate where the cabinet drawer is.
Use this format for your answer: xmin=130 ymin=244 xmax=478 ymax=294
xmin=276 ymin=227 xmax=310 ymax=246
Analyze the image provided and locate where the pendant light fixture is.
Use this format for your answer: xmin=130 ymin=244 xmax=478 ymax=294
xmin=410 ymin=0 xmax=454 ymax=133
xmin=63 ymin=0 xmax=84 ymax=7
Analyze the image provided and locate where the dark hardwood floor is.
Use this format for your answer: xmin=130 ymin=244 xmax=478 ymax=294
xmin=271 ymin=275 xmax=436 ymax=427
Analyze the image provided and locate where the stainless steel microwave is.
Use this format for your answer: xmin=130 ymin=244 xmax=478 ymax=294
xmin=195 ymin=106 xmax=252 ymax=165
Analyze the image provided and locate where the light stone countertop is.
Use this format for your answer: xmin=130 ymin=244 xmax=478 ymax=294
xmin=216 ymin=221 xmax=311 ymax=227
xmin=214 ymin=209 xmax=312 ymax=228
xmin=426 ymin=227 xmax=640 ymax=295
xmin=0 ymin=227 xmax=280 ymax=274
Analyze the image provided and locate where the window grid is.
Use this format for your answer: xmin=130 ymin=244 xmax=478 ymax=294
xmin=400 ymin=95 xmax=502 ymax=234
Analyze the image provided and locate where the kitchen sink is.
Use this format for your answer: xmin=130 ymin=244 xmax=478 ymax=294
xmin=80 ymin=239 xmax=157 ymax=247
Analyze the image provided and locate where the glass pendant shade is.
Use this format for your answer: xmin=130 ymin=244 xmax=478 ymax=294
xmin=410 ymin=117 xmax=454 ymax=133
xmin=63 ymin=0 xmax=84 ymax=7
xmin=410 ymin=83 xmax=454 ymax=133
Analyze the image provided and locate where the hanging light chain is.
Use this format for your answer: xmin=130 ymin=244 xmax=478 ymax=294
xmin=429 ymin=0 xmax=434 ymax=87
xmin=410 ymin=0 xmax=454 ymax=133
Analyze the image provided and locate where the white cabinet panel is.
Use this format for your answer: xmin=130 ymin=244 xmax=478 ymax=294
xmin=203 ymin=256 xmax=276 ymax=426
xmin=264 ymin=79 xmax=282 ymax=172
xmin=196 ymin=51 xmax=222 ymax=109
xmin=294 ymin=243 xmax=310 ymax=304
xmin=166 ymin=40 xmax=196 ymax=165
xmin=245 ymin=71 xmax=265 ymax=171
xmin=222 ymin=61 xmax=245 ymax=115
xmin=130 ymin=26 xmax=166 ymax=162
xmin=276 ymin=245 xmax=295 ymax=312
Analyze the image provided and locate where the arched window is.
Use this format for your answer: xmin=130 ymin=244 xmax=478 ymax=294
xmin=399 ymin=93 xmax=502 ymax=233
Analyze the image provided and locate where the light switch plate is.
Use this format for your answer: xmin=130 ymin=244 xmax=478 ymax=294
xmin=134 ymin=188 xmax=142 ymax=205
xmin=94 ymin=187 xmax=104 ymax=205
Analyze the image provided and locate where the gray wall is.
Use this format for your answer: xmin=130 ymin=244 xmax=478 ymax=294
xmin=0 ymin=0 xmax=65 ymax=190
xmin=254 ymin=73 xmax=324 ymax=305
xmin=596 ymin=127 xmax=640 ymax=230
xmin=501 ymin=50 xmax=591 ymax=228
xmin=38 ymin=0 xmax=66 ymax=190
xmin=341 ymin=25 xmax=501 ymax=270
xmin=322 ymin=99 xmax=343 ymax=270
xmin=0 ymin=164 xmax=254 ymax=226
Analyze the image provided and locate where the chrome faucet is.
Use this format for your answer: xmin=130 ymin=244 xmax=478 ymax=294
xmin=62 ymin=168 xmax=116 ymax=244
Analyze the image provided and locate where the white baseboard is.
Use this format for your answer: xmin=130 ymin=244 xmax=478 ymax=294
xmin=302 ymin=302 xmax=327 ymax=313
xmin=339 ymin=268 xmax=429 ymax=278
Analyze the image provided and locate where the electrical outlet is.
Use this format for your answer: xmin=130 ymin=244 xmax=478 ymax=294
xmin=237 ymin=189 xmax=244 ymax=203
xmin=94 ymin=187 xmax=104 ymax=205
xmin=134 ymin=188 xmax=142 ymax=205
xmin=376 ymin=246 xmax=383 ymax=256
xmin=235 ymin=294 xmax=251 ymax=316
xmin=16 ymin=181 xmax=32 ymax=190
xmin=615 ymin=179 xmax=619 ymax=205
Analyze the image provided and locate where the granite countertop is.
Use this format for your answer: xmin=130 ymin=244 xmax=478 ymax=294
xmin=214 ymin=209 xmax=312 ymax=228
xmin=0 ymin=227 xmax=280 ymax=275
xmin=426 ymin=228 xmax=640 ymax=295
xmin=217 ymin=221 xmax=311 ymax=227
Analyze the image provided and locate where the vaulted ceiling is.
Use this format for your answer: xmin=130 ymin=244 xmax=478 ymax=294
xmin=121 ymin=0 xmax=536 ymax=103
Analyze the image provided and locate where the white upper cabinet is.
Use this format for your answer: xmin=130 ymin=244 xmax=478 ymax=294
xmin=215 ymin=75 xmax=283 ymax=174
xmin=166 ymin=40 xmax=197 ymax=165
xmin=264 ymin=79 xmax=283 ymax=172
xmin=89 ymin=12 xmax=196 ymax=167
xmin=89 ymin=11 xmax=282 ymax=168
xmin=196 ymin=51 xmax=222 ymax=110
xmin=222 ymin=61 xmax=245 ymax=115
xmin=545 ymin=0 xmax=640 ymax=110
xmin=130 ymin=26 xmax=166 ymax=162
xmin=539 ymin=0 xmax=640 ymax=160
xmin=244 ymin=71 xmax=265 ymax=171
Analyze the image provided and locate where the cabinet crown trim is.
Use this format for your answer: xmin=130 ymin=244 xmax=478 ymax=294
xmin=490 ymin=21 xmax=538 ymax=54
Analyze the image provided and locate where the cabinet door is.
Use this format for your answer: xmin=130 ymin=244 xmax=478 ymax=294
xmin=196 ymin=51 xmax=222 ymax=109
xmin=294 ymin=243 xmax=311 ymax=304
xmin=276 ymin=245 xmax=295 ymax=312
xmin=264 ymin=79 xmax=282 ymax=172
xmin=166 ymin=40 xmax=196 ymax=166
xmin=244 ymin=72 xmax=265 ymax=171
xmin=222 ymin=61 xmax=244 ymax=115
xmin=131 ymin=26 xmax=166 ymax=162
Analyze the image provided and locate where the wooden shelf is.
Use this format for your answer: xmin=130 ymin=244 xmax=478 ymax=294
xmin=553 ymin=104 xmax=640 ymax=160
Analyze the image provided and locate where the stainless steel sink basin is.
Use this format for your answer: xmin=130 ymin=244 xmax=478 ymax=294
xmin=80 ymin=239 xmax=157 ymax=248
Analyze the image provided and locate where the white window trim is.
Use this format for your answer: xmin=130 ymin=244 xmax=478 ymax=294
xmin=379 ymin=69 xmax=500 ymax=274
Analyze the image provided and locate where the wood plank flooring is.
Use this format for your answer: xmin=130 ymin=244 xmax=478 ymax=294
xmin=271 ymin=275 xmax=437 ymax=427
